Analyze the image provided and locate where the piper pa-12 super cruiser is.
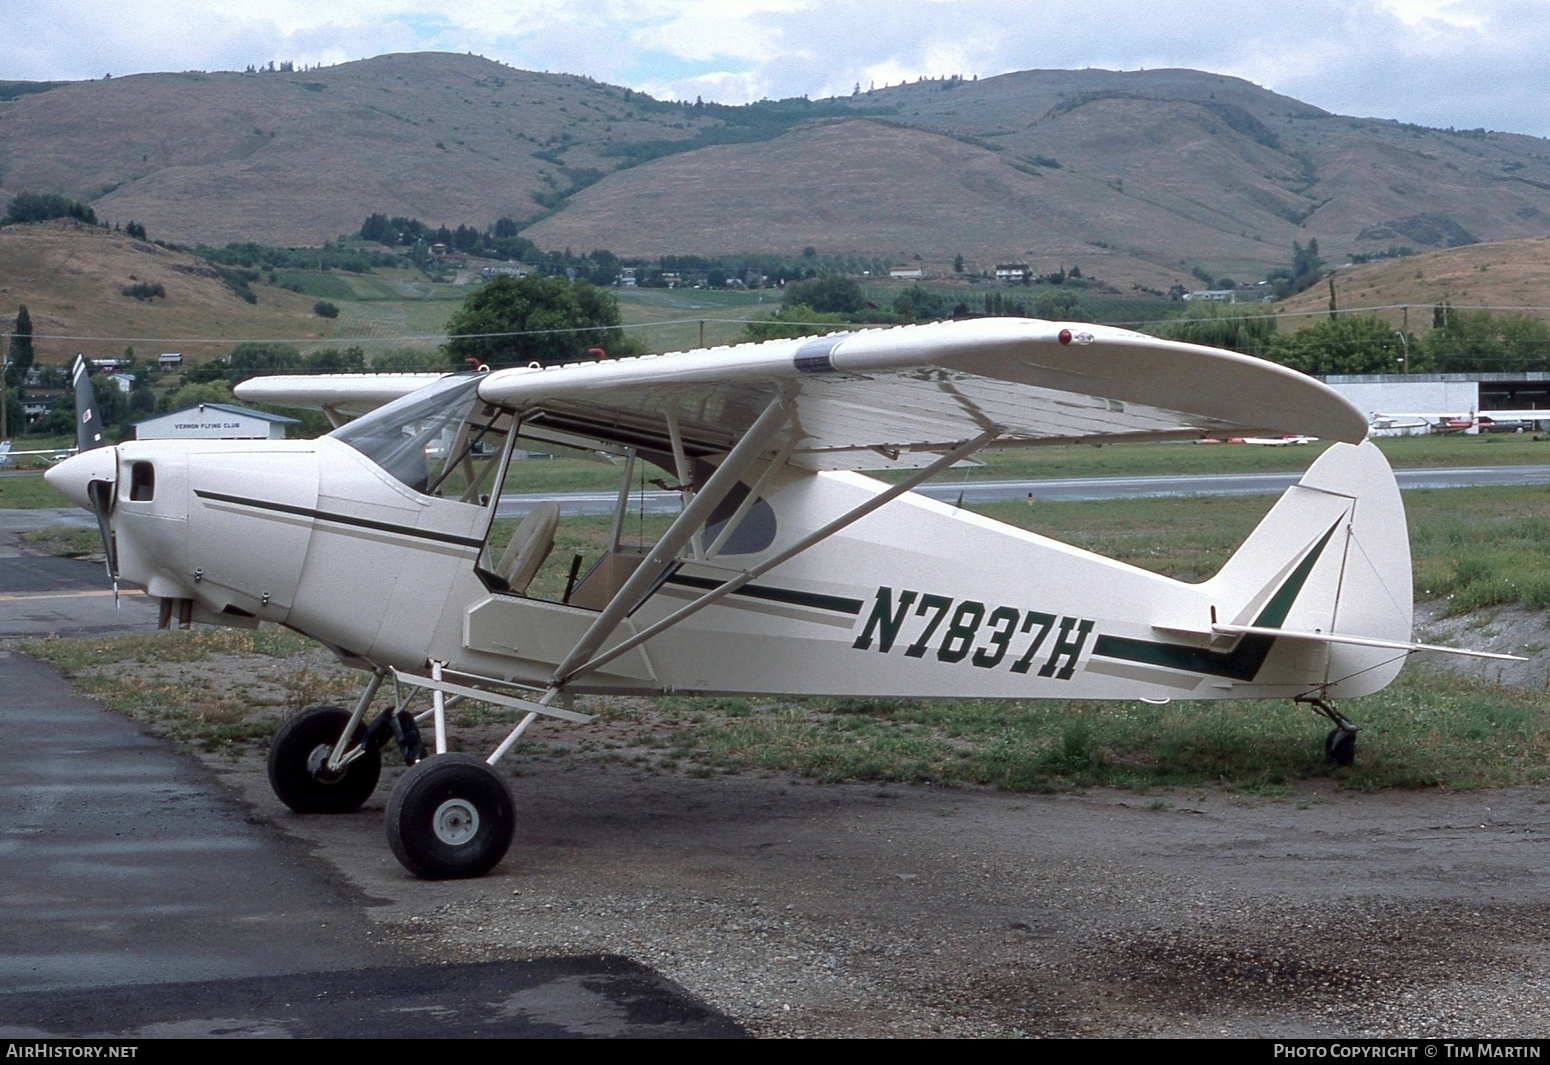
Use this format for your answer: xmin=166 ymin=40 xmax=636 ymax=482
xmin=45 ymin=319 xmax=1513 ymax=878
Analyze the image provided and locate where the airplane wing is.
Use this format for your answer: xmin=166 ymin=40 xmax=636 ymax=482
xmin=474 ymin=318 xmax=1369 ymax=470
xmin=235 ymin=318 xmax=1370 ymax=470
xmin=234 ymin=372 xmax=450 ymax=419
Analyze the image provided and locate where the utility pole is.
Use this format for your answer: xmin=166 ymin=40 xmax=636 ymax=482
xmin=1395 ymin=331 xmax=1410 ymax=374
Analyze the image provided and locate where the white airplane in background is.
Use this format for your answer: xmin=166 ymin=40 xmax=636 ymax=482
xmin=44 ymin=320 xmax=1517 ymax=879
xmin=0 ymin=440 xmax=75 ymax=466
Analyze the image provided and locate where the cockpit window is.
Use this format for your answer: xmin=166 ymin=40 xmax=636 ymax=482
xmin=331 ymin=375 xmax=487 ymax=494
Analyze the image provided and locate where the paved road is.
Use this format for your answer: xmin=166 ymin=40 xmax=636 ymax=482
xmin=0 ymin=523 xmax=160 ymax=638
xmin=493 ymin=463 xmax=1550 ymax=516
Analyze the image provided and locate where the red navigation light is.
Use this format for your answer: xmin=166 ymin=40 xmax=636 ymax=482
xmin=1058 ymin=329 xmax=1073 ymax=345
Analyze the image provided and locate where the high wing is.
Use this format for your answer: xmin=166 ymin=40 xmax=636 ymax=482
xmin=236 ymin=372 xmax=449 ymax=426
xmin=236 ymin=318 xmax=1370 ymax=469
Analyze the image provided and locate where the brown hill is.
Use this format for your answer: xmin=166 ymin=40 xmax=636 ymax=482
xmin=1274 ymin=236 xmax=1550 ymax=334
xmin=524 ymin=117 xmax=1235 ymax=290
xmin=0 ymin=219 xmax=330 ymax=365
xmin=5 ymin=54 xmax=1550 ymax=289
xmin=0 ymin=53 xmax=724 ymax=247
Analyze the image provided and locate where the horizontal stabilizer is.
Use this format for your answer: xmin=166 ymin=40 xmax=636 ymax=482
xmin=1211 ymin=624 xmax=1525 ymax=662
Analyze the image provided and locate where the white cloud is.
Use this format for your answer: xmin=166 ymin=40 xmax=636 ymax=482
xmin=3 ymin=0 xmax=1549 ymax=136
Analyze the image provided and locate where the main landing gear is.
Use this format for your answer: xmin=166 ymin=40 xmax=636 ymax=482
xmin=264 ymin=669 xmax=537 ymax=880
xmin=1300 ymin=696 xmax=1359 ymax=767
xmin=386 ymin=755 xmax=515 ymax=880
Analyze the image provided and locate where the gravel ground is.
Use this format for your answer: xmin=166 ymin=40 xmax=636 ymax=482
xmin=199 ymin=716 xmax=1550 ymax=1039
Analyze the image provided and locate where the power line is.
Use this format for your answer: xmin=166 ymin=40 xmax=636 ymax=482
xmin=15 ymin=304 xmax=1550 ymax=347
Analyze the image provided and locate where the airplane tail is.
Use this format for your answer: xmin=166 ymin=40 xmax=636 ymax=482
xmin=1201 ymin=440 xmax=1413 ymax=697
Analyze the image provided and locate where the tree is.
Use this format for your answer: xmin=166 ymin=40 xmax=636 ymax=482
xmin=953 ymin=253 xmax=965 ymax=274
xmin=894 ymin=285 xmax=950 ymax=322
xmin=1423 ymin=309 xmax=1550 ymax=373
xmin=444 ymin=274 xmax=634 ymax=368
xmin=314 ymin=300 xmax=340 ymax=318
xmin=185 ymin=342 xmax=301 ymax=385
xmin=743 ymin=305 xmax=848 ymax=342
xmin=6 ymin=306 xmax=34 ymax=386
xmin=782 ymin=275 xmax=864 ymax=315
xmin=1033 ymin=290 xmax=1084 ymax=320
xmin=160 ymin=380 xmax=235 ymax=412
xmin=1148 ymin=303 xmax=1277 ymax=359
xmin=1266 ymin=316 xmax=1408 ymax=375
xmin=304 ymin=346 xmax=366 ymax=373
xmin=360 ymin=212 xmax=393 ymax=244
xmin=4 ymin=192 xmax=97 ymax=226
xmin=1292 ymin=239 xmax=1322 ymax=282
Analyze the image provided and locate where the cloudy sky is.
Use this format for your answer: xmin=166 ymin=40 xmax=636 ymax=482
xmin=6 ymin=0 xmax=1548 ymax=136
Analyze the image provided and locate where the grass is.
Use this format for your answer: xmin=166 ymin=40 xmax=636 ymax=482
xmin=1406 ymin=487 xmax=1550 ymax=615
xmin=20 ymin=526 xmax=100 ymax=556
xmin=23 ymin=625 xmax=1550 ymax=791
xmin=0 ymin=472 xmax=73 ymax=507
xmin=21 ymin=627 xmax=339 ymax=752
xmin=618 ymin=667 xmax=1550 ymax=792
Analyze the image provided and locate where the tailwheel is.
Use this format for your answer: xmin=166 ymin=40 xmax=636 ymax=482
xmin=1324 ymin=727 xmax=1357 ymax=768
xmin=1301 ymin=696 xmax=1359 ymax=768
xmin=268 ymin=705 xmax=382 ymax=814
xmin=386 ymin=754 xmax=515 ymax=879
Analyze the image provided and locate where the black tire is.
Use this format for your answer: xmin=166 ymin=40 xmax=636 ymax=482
xmin=386 ymin=754 xmax=515 ymax=879
xmin=267 ymin=706 xmax=382 ymax=814
xmin=1325 ymin=727 xmax=1357 ymax=768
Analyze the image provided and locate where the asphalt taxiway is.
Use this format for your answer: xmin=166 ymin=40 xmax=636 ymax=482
xmin=0 ymin=540 xmax=741 ymax=1038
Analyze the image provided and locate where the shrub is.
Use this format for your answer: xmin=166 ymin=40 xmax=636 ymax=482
xmin=121 ymin=281 xmax=165 ymax=301
xmin=313 ymin=300 xmax=339 ymax=318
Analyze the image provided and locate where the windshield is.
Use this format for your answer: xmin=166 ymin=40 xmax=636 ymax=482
xmin=332 ymin=375 xmax=485 ymax=493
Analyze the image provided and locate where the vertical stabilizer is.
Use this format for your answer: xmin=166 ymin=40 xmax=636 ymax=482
xmin=1202 ymin=440 xmax=1412 ymax=697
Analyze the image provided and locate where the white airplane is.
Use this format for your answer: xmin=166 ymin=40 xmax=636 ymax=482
xmin=44 ymin=321 xmax=1517 ymax=879
xmin=0 ymin=440 xmax=76 ymax=466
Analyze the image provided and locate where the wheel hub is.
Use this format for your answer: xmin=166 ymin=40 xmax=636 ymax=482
xmin=432 ymin=798 xmax=480 ymax=846
xmin=306 ymin=743 xmax=345 ymax=784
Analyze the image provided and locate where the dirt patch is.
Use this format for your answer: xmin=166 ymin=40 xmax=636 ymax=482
xmin=1415 ymin=601 xmax=1550 ymax=690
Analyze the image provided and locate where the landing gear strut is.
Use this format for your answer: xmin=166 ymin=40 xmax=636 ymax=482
xmin=1301 ymin=696 xmax=1359 ymax=767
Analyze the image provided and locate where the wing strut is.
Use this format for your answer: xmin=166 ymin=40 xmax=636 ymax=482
xmin=549 ymin=393 xmax=798 ymax=684
xmin=557 ymin=428 xmax=999 ymax=687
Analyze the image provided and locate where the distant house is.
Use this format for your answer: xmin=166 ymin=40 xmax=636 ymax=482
xmin=661 ymin=272 xmax=682 ymax=288
xmin=995 ymin=263 xmax=1030 ymax=281
xmin=133 ymin=403 xmax=300 ymax=441
xmin=158 ymin=353 xmax=183 ymax=371
xmin=1182 ymin=290 xmax=1236 ymax=302
xmin=619 ymin=267 xmax=637 ymax=287
xmin=889 ymin=266 xmax=924 ymax=280
xmin=430 ymin=243 xmax=449 ymax=258
xmin=108 ymin=373 xmax=136 ymax=395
